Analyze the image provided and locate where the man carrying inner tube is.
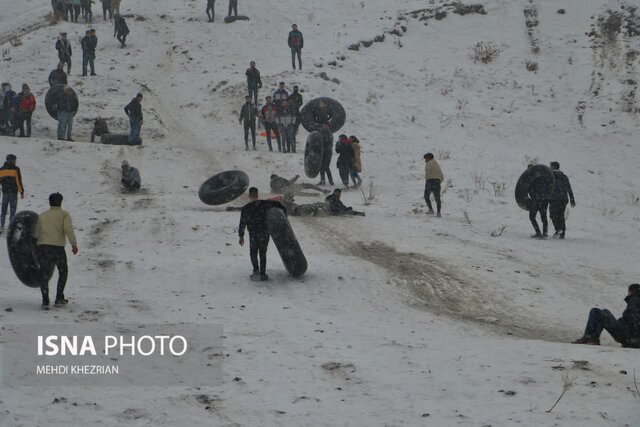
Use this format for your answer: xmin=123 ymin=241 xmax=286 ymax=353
xmin=238 ymin=187 xmax=286 ymax=281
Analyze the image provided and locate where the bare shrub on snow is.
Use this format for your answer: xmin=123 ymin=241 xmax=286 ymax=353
xmin=366 ymin=91 xmax=378 ymax=104
xmin=9 ymin=37 xmax=22 ymax=47
xmin=490 ymin=181 xmax=508 ymax=197
xmin=360 ymin=181 xmax=377 ymax=205
xmin=436 ymin=149 xmax=450 ymax=160
xmin=524 ymin=155 xmax=539 ymax=166
xmin=526 ymin=60 xmax=538 ymax=72
xmin=470 ymin=41 xmax=500 ymax=64
xmin=546 ymin=373 xmax=576 ymax=413
xmin=472 ymin=170 xmax=487 ymax=190
xmin=490 ymin=226 xmax=506 ymax=237
xmin=440 ymin=179 xmax=453 ymax=195
xmin=46 ymin=11 xmax=62 ymax=25
xmin=625 ymin=191 xmax=640 ymax=206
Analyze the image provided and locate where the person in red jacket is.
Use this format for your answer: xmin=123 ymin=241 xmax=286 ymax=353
xmin=15 ymin=84 xmax=36 ymax=138
xmin=287 ymin=24 xmax=303 ymax=70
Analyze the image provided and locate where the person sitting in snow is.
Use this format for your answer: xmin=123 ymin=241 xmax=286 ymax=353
xmin=572 ymin=283 xmax=640 ymax=348
xmin=121 ymin=160 xmax=141 ymax=192
xmin=325 ymin=189 xmax=365 ymax=216
xmin=270 ymin=174 xmax=330 ymax=198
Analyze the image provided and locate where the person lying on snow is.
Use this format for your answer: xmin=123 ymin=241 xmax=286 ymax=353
xmin=270 ymin=174 xmax=330 ymax=197
xmin=325 ymin=189 xmax=365 ymax=216
xmin=572 ymin=283 xmax=640 ymax=348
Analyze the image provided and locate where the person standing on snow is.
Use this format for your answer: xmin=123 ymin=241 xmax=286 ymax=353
xmin=349 ymin=135 xmax=363 ymax=188
xmin=15 ymin=84 xmax=36 ymax=138
xmin=245 ymin=61 xmax=262 ymax=106
xmin=526 ymin=165 xmax=552 ymax=238
xmin=548 ymin=161 xmax=575 ymax=239
xmin=206 ymin=0 xmax=215 ymax=22
xmin=56 ymin=85 xmax=78 ymax=141
xmin=49 ymin=63 xmax=68 ymax=87
xmin=112 ymin=0 xmax=121 ymax=15
xmin=260 ymin=96 xmax=280 ymax=152
xmin=572 ymin=283 xmax=640 ymax=347
xmin=81 ymin=0 xmax=93 ymax=23
xmin=80 ymin=29 xmax=98 ymax=77
xmin=287 ymin=85 xmax=303 ymax=137
xmin=0 ymin=154 xmax=25 ymax=233
xmin=35 ymin=192 xmax=79 ymax=310
xmin=124 ymin=93 xmax=143 ymax=143
xmin=272 ymin=81 xmax=289 ymax=109
xmin=288 ymin=24 xmax=303 ymax=70
xmin=318 ymin=124 xmax=334 ymax=186
xmin=423 ymin=152 xmax=444 ymax=217
xmin=1 ymin=83 xmax=17 ymax=136
xmin=239 ymin=95 xmax=258 ymax=151
xmin=238 ymin=187 xmax=286 ymax=281
xmin=335 ymin=134 xmax=355 ymax=189
xmin=276 ymin=99 xmax=296 ymax=153
xmin=227 ymin=0 xmax=237 ymax=17
xmin=100 ymin=0 xmax=113 ymax=20
xmin=55 ymin=32 xmax=72 ymax=74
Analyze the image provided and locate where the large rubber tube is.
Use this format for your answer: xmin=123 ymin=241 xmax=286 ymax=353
xmin=300 ymin=97 xmax=346 ymax=133
xmin=198 ymin=170 xmax=250 ymax=205
xmin=224 ymin=15 xmax=250 ymax=23
xmin=45 ymin=84 xmax=78 ymax=120
xmin=304 ymin=131 xmax=324 ymax=178
xmin=266 ymin=207 xmax=307 ymax=277
xmin=100 ymin=133 xmax=142 ymax=145
xmin=514 ymin=164 xmax=555 ymax=211
xmin=7 ymin=211 xmax=55 ymax=288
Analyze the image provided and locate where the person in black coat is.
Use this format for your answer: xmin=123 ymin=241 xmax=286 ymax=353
xmin=238 ymin=187 xmax=286 ymax=281
xmin=287 ymin=85 xmax=303 ymax=136
xmin=56 ymin=86 xmax=78 ymax=141
xmin=114 ymin=14 xmax=129 ymax=47
xmin=573 ymin=284 xmax=640 ymax=347
xmin=55 ymin=33 xmax=72 ymax=74
xmin=245 ymin=61 xmax=262 ymax=106
xmin=81 ymin=29 xmax=98 ymax=76
xmin=239 ymin=95 xmax=258 ymax=150
xmin=527 ymin=166 xmax=553 ymax=238
xmin=124 ymin=93 xmax=143 ymax=142
xmin=335 ymin=134 xmax=355 ymax=189
xmin=48 ymin=63 xmax=68 ymax=87
xmin=324 ymin=189 xmax=365 ymax=216
xmin=549 ymin=161 xmax=575 ymax=239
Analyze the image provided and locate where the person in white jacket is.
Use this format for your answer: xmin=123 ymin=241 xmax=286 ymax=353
xmin=423 ymin=152 xmax=444 ymax=217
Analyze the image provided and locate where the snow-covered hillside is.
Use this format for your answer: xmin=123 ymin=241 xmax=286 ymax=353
xmin=0 ymin=0 xmax=639 ymax=425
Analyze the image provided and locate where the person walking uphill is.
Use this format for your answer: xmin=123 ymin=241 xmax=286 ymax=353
xmin=57 ymin=86 xmax=78 ymax=141
xmin=114 ymin=14 xmax=129 ymax=47
xmin=527 ymin=165 xmax=552 ymax=238
xmin=335 ymin=134 xmax=355 ymax=189
xmin=573 ymin=284 xmax=640 ymax=348
xmin=423 ymin=153 xmax=443 ymax=217
xmin=288 ymin=24 xmax=303 ymax=70
xmin=0 ymin=154 xmax=25 ymax=233
xmin=239 ymin=95 xmax=258 ymax=150
xmin=35 ymin=193 xmax=78 ymax=310
xmin=55 ymin=32 xmax=72 ymax=74
xmin=549 ymin=161 xmax=575 ymax=239
xmin=81 ymin=29 xmax=98 ymax=77
xmin=238 ymin=187 xmax=286 ymax=281
xmin=245 ymin=61 xmax=262 ymax=106
xmin=124 ymin=93 xmax=143 ymax=143
xmin=206 ymin=0 xmax=215 ymax=22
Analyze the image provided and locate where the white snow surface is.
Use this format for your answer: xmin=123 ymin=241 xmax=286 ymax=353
xmin=0 ymin=0 xmax=639 ymax=425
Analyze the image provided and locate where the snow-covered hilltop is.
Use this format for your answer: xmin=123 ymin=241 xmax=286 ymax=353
xmin=0 ymin=0 xmax=638 ymax=425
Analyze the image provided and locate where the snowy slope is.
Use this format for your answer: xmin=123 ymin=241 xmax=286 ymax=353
xmin=1 ymin=0 xmax=639 ymax=426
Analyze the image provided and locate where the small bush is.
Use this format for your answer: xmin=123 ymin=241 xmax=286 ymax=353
xmin=472 ymin=171 xmax=487 ymax=190
xmin=360 ymin=181 xmax=377 ymax=205
xmin=470 ymin=41 xmax=500 ymax=64
xmin=436 ymin=149 xmax=450 ymax=160
xmin=490 ymin=181 xmax=508 ymax=197
xmin=526 ymin=60 xmax=538 ymax=72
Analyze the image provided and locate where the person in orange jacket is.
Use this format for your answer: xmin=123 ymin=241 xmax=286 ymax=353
xmin=0 ymin=154 xmax=25 ymax=232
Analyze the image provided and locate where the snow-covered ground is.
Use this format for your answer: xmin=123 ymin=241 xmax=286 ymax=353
xmin=0 ymin=0 xmax=639 ymax=425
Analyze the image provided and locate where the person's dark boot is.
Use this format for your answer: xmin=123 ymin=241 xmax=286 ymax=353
xmin=572 ymin=336 xmax=600 ymax=345
xmin=531 ymin=233 xmax=543 ymax=239
xmin=54 ymin=298 xmax=69 ymax=307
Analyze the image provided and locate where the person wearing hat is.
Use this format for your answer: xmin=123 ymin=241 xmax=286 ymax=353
xmin=423 ymin=152 xmax=444 ymax=217
xmin=81 ymin=29 xmax=98 ymax=76
xmin=48 ymin=63 xmax=68 ymax=87
xmin=272 ymin=81 xmax=289 ymax=109
xmin=35 ymin=192 xmax=78 ymax=310
xmin=573 ymin=284 xmax=640 ymax=347
xmin=0 ymin=154 xmax=25 ymax=233
xmin=15 ymin=84 xmax=36 ymax=137
xmin=121 ymin=160 xmax=141 ymax=192
xmin=55 ymin=32 xmax=72 ymax=74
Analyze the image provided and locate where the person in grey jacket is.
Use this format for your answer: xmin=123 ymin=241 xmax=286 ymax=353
xmin=276 ymin=99 xmax=296 ymax=153
xmin=549 ymin=161 xmax=575 ymax=239
xmin=121 ymin=160 xmax=141 ymax=192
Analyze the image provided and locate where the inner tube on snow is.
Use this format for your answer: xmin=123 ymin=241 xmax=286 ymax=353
xmin=300 ymin=97 xmax=346 ymax=133
xmin=100 ymin=133 xmax=142 ymax=145
xmin=514 ymin=164 xmax=555 ymax=211
xmin=7 ymin=211 xmax=55 ymax=288
xmin=224 ymin=15 xmax=250 ymax=23
xmin=266 ymin=207 xmax=307 ymax=277
xmin=45 ymin=84 xmax=78 ymax=120
xmin=198 ymin=170 xmax=250 ymax=205
xmin=304 ymin=131 xmax=324 ymax=179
